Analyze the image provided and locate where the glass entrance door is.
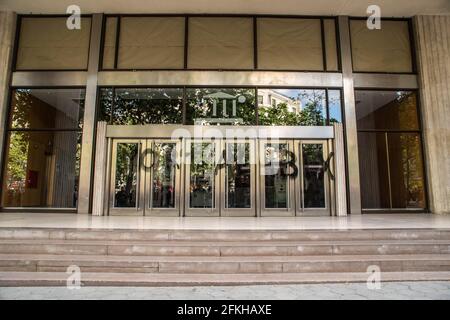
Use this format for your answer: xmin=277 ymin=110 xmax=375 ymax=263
xmin=295 ymin=140 xmax=331 ymax=216
xmin=220 ymin=139 xmax=256 ymax=216
xmin=109 ymin=139 xmax=145 ymax=215
xmin=145 ymin=140 xmax=181 ymax=216
xmin=109 ymin=139 xmax=181 ymax=216
xmin=259 ymin=140 xmax=296 ymax=216
xmin=184 ymin=139 xmax=221 ymax=216
xmin=108 ymin=138 xmax=332 ymax=216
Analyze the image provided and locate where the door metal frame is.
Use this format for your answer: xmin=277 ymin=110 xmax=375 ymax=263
xmin=144 ymin=139 xmax=182 ymax=217
xmin=108 ymin=139 xmax=146 ymax=216
xmin=220 ymin=139 xmax=257 ymax=217
xmin=184 ymin=138 xmax=221 ymax=217
xmin=295 ymin=139 xmax=331 ymax=216
xmin=258 ymin=139 xmax=296 ymax=217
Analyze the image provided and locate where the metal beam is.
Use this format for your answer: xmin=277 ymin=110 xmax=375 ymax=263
xmin=338 ymin=16 xmax=361 ymax=215
xmin=98 ymin=71 xmax=343 ymax=88
xmin=77 ymin=13 xmax=103 ymax=214
xmin=106 ymin=124 xmax=335 ymax=139
xmin=353 ymin=73 xmax=418 ymax=89
xmin=11 ymin=71 xmax=87 ymax=87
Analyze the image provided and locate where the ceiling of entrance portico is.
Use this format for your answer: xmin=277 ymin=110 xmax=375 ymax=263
xmin=1 ymin=0 xmax=449 ymax=16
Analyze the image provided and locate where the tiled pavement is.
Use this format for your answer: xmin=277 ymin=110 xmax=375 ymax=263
xmin=1 ymin=282 xmax=450 ymax=300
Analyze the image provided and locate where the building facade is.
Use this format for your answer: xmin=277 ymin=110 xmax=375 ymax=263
xmin=0 ymin=1 xmax=449 ymax=216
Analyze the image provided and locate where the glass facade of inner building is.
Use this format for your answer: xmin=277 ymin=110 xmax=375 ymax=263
xmin=0 ymin=14 xmax=428 ymax=214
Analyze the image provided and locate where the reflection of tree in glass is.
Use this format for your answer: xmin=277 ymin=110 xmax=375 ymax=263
xmin=10 ymin=90 xmax=33 ymax=129
xmin=102 ymin=89 xmax=183 ymax=125
xmin=186 ymin=88 xmax=256 ymax=125
xmin=115 ymin=143 xmax=138 ymax=207
xmin=259 ymin=90 xmax=326 ymax=126
xmin=5 ymin=132 xmax=29 ymax=195
xmin=399 ymin=134 xmax=424 ymax=207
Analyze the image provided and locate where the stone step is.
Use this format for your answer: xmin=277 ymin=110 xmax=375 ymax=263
xmin=2 ymin=271 xmax=450 ymax=286
xmin=1 ymin=253 xmax=450 ymax=273
xmin=1 ymin=228 xmax=450 ymax=242
xmin=0 ymin=239 xmax=449 ymax=256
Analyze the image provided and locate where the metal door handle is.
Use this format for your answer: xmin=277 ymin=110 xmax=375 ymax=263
xmin=323 ymin=152 xmax=335 ymax=180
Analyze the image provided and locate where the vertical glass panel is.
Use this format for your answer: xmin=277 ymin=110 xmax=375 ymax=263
xmin=388 ymin=133 xmax=425 ymax=209
xmin=117 ymin=17 xmax=185 ymax=69
xmin=226 ymin=142 xmax=251 ymax=209
xmin=258 ymin=89 xmax=326 ymax=126
xmin=186 ymin=88 xmax=256 ymax=125
xmin=257 ymin=18 xmax=323 ymax=70
xmin=102 ymin=17 xmax=117 ymax=69
xmin=111 ymin=88 xmax=183 ymax=125
xmin=358 ymin=132 xmax=391 ymax=209
xmin=16 ymin=17 xmax=91 ymax=70
xmin=328 ymin=90 xmax=342 ymax=124
xmin=1 ymin=131 xmax=81 ymax=208
xmin=350 ymin=20 xmax=413 ymax=73
xmin=98 ymin=88 xmax=113 ymax=123
xmin=263 ymin=143 xmax=290 ymax=209
xmin=151 ymin=142 xmax=177 ymax=209
xmin=114 ymin=143 xmax=139 ymax=208
xmin=356 ymin=91 xmax=419 ymax=130
xmin=9 ymin=89 xmax=85 ymax=129
xmin=189 ymin=142 xmax=215 ymax=208
xmin=302 ymin=144 xmax=325 ymax=208
xmin=188 ymin=17 xmax=253 ymax=69
xmin=324 ymin=19 xmax=339 ymax=71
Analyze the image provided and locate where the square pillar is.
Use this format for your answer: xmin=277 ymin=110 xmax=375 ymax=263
xmin=0 ymin=11 xmax=16 ymax=180
xmin=77 ymin=13 xmax=103 ymax=214
xmin=414 ymin=15 xmax=450 ymax=214
xmin=338 ymin=16 xmax=362 ymax=214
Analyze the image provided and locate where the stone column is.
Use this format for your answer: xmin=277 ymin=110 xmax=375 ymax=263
xmin=77 ymin=13 xmax=103 ymax=214
xmin=92 ymin=121 xmax=108 ymax=216
xmin=333 ymin=123 xmax=348 ymax=216
xmin=338 ymin=16 xmax=362 ymax=215
xmin=414 ymin=15 xmax=450 ymax=214
xmin=0 ymin=11 xmax=16 ymax=179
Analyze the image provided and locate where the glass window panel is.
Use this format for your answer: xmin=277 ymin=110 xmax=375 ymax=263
xmin=151 ymin=142 xmax=177 ymax=209
xmin=98 ymin=88 xmax=113 ymax=123
xmin=117 ymin=17 xmax=185 ymax=69
xmin=302 ymin=144 xmax=326 ymax=208
xmin=350 ymin=20 xmax=413 ymax=73
xmin=258 ymin=89 xmax=326 ymax=126
xmin=111 ymin=88 xmax=183 ymax=125
xmin=189 ymin=142 xmax=216 ymax=208
xmin=186 ymin=88 xmax=256 ymax=125
xmin=1 ymin=131 xmax=81 ymax=208
xmin=324 ymin=19 xmax=338 ymax=71
xmin=356 ymin=91 xmax=419 ymax=131
xmin=226 ymin=142 xmax=251 ymax=209
xmin=16 ymin=17 xmax=91 ymax=70
xmin=114 ymin=143 xmax=139 ymax=208
xmin=102 ymin=17 xmax=117 ymax=69
xmin=257 ymin=18 xmax=323 ymax=70
xmin=9 ymin=89 xmax=85 ymax=130
xmin=388 ymin=133 xmax=426 ymax=209
xmin=188 ymin=17 xmax=253 ymax=69
xmin=358 ymin=132 xmax=391 ymax=209
xmin=328 ymin=90 xmax=342 ymax=124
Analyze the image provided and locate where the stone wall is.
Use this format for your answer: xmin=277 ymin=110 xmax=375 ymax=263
xmin=0 ymin=11 xmax=16 ymax=175
xmin=414 ymin=15 xmax=450 ymax=214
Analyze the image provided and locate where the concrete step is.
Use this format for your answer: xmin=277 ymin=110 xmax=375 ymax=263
xmin=1 ymin=228 xmax=450 ymax=242
xmin=1 ymin=253 xmax=450 ymax=273
xmin=0 ymin=239 xmax=449 ymax=256
xmin=2 ymin=271 xmax=450 ymax=286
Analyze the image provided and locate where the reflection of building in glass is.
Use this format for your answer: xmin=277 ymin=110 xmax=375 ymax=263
xmin=257 ymin=89 xmax=301 ymax=113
